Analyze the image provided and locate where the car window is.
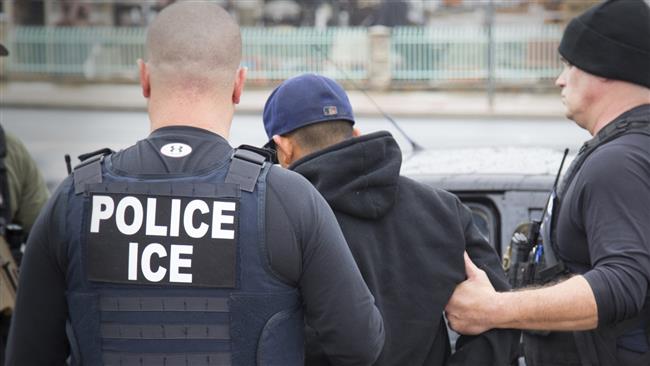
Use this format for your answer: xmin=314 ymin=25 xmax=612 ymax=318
xmin=462 ymin=200 xmax=500 ymax=254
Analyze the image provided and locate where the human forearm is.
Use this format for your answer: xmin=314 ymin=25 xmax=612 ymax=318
xmin=494 ymin=275 xmax=598 ymax=331
xmin=446 ymin=255 xmax=598 ymax=335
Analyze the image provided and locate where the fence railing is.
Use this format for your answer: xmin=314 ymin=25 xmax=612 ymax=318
xmin=7 ymin=27 xmax=145 ymax=79
xmin=3 ymin=25 xmax=564 ymax=88
xmin=391 ymin=25 xmax=563 ymax=84
xmin=242 ymin=27 xmax=368 ymax=81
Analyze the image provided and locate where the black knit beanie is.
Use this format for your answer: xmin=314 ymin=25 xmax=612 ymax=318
xmin=559 ymin=0 xmax=650 ymax=88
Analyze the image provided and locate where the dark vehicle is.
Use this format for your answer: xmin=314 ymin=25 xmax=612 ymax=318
xmin=402 ymin=146 xmax=571 ymax=259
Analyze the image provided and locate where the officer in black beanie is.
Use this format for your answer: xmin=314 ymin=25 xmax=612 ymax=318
xmin=445 ymin=1 xmax=650 ymax=365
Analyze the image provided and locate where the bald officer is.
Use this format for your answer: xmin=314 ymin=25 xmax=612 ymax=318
xmin=4 ymin=3 xmax=383 ymax=365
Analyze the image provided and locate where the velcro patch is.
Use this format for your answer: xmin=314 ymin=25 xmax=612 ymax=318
xmin=85 ymin=193 xmax=238 ymax=288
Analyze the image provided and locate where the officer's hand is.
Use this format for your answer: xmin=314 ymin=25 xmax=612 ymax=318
xmin=445 ymin=252 xmax=499 ymax=335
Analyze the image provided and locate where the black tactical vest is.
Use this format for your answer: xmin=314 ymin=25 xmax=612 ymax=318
xmin=65 ymin=149 xmax=304 ymax=366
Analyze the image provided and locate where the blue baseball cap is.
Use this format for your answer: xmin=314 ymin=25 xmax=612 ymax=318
xmin=263 ymin=74 xmax=355 ymax=147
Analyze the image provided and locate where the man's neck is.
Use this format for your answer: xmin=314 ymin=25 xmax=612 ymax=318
xmin=147 ymin=95 xmax=234 ymax=138
xmin=589 ymin=98 xmax=650 ymax=136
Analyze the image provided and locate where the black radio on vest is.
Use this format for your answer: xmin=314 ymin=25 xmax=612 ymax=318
xmin=504 ymin=148 xmax=568 ymax=289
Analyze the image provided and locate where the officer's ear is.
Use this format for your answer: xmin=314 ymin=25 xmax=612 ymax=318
xmin=232 ymin=67 xmax=247 ymax=105
xmin=352 ymin=127 xmax=361 ymax=137
xmin=137 ymin=59 xmax=151 ymax=99
xmin=272 ymin=135 xmax=294 ymax=168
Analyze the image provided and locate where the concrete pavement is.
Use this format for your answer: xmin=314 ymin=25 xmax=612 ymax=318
xmin=0 ymin=81 xmax=566 ymax=119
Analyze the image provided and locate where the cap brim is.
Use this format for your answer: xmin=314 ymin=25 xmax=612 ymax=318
xmin=0 ymin=44 xmax=8 ymax=57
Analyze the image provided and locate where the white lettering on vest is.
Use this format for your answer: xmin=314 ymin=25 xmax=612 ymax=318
xmin=169 ymin=199 xmax=181 ymax=237
xmin=170 ymin=244 xmax=193 ymax=283
xmin=128 ymin=242 xmax=138 ymax=280
xmin=126 ymin=242 xmax=194 ymax=283
xmin=116 ymin=196 xmax=143 ymax=235
xmin=184 ymin=200 xmax=209 ymax=239
xmin=90 ymin=195 xmax=114 ymax=233
xmin=212 ymin=201 xmax=236 ymax=239
xmin=89 ymin=195 xmax=237 ymax=239
xmin=141 ymin=243 xmax=167 ymax=282
xmin=145 ymin=198 xmax=168 ymax=236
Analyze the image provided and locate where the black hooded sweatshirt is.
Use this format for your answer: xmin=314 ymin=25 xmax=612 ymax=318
xmin=291 ymin=131 xmax=520 ymax=366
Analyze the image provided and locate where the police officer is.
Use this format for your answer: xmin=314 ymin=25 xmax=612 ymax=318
xmin=0 ymin=43 xmax=50 ymax=366
xmin=5 ymin=3 xmax=384 ymax=365
xmin=263 ymin=73 xmax=520 ymax=365
xmin=445 ymin=1 xmax=650 ymax=365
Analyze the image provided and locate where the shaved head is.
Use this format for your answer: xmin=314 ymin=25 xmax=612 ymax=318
xmin=145 ymin=1 xmax=241 ymax=93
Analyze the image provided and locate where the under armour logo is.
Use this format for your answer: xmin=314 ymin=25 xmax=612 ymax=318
xmin=160 ymin=143 xmax=192 ymax=158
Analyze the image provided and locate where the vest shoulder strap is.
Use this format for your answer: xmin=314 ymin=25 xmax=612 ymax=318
xmin=78 ymin=147 xmax=114 ymax=163
xmin=73 ymin=157 xmax=104 ymax=195
xmin=558 ymin=117 xmax=650 ymax=198
xmin=225 ymin=145 xmax=271 ymax=193
xmin=72 ymin=147 xmax=114 ymax=195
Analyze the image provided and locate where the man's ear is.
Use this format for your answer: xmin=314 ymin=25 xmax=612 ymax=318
xmin=232 ymin=67 xmax=247 ymax=104
xmin=352 ymin=127 xmax=361 ymax=137
xmin=138 ymin=59 xmax=151 ymax=98
xmin=272 ymin=135 xmax=294 ymax=168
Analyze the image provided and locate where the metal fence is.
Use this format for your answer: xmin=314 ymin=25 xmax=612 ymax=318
xmin=7 ymin=27 xmax=145 ymax=80
xmin=242 ymin=27 xmax=368 ymax=82
xmin=391 ymin=25 xmax=563 ymax=84
xmin=4 ymin=25 xmax=564 ymax=87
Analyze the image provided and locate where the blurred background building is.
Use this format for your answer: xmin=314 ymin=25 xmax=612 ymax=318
xmin=0 ymin=0 xmax=604 ymax=90
xmin=3 ymin=0 xmax=602 ymax=27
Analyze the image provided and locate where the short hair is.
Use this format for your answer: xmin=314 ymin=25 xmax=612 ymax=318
xmin=287 ymin=120 xmax=354 ymax=154
xmin=145 ymin=2 xmax=241 ymax=92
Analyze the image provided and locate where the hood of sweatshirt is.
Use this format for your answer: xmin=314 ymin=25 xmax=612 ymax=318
xmin=290 ymin=131 xmax=401 ymax=219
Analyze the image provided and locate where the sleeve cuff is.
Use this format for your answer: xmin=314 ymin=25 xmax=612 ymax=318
xmin=583 ymin=269 xmax=616 ymax=325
